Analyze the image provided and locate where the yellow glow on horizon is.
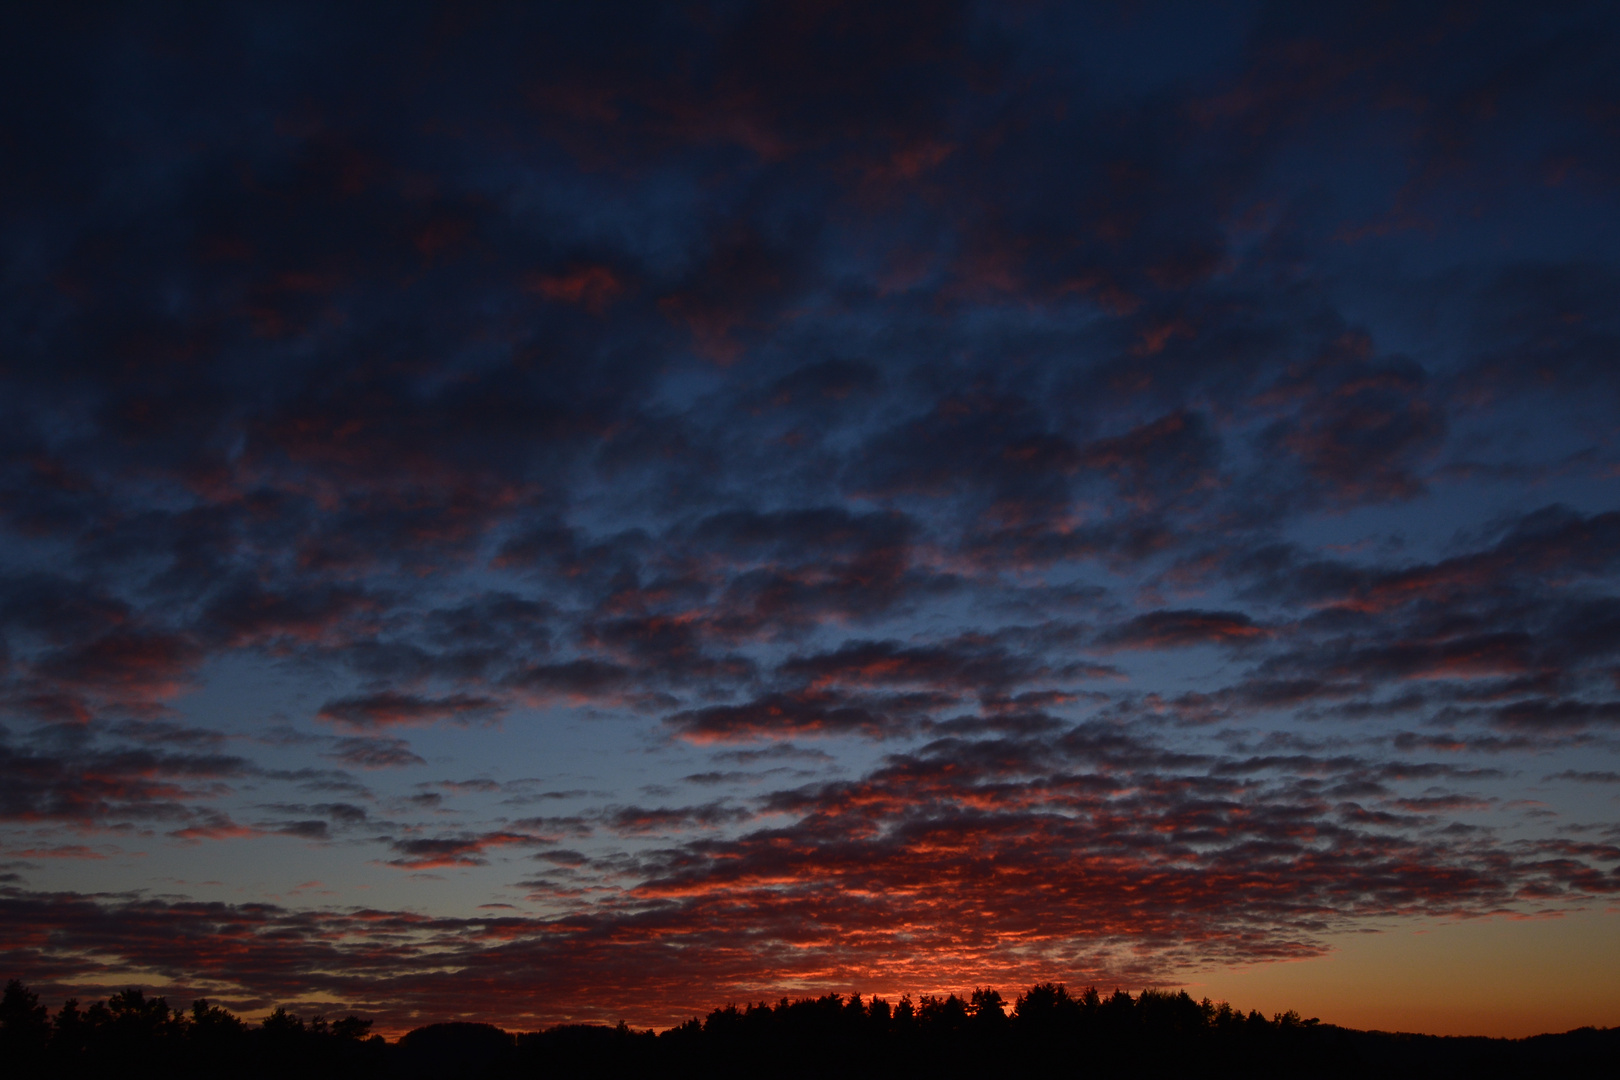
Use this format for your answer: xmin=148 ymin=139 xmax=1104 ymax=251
xmin=1180 ymin=908 xmax=1620 ymax=1037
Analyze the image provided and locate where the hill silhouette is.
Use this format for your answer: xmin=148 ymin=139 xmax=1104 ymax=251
xmin=4 ymin=977 xmax=1615 ymax=1079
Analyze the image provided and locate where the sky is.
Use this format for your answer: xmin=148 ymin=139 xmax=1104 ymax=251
xmin=2 ymin=1 xmax=1619 ymax=1041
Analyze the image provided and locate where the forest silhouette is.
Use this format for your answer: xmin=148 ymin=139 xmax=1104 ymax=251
xmin=3 ymin=977 xmax=1615 ymax=1079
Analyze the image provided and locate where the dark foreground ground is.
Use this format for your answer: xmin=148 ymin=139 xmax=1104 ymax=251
xmin=4 ymin=980 xmax=1615 ymax=1078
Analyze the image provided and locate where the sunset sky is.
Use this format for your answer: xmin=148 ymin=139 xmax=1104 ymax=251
xmin=3 ymin=2 xmax=1619 ymax=1040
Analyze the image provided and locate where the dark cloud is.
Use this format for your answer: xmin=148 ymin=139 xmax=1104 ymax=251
xmin=778 ymin=638 xmax=1047 ymax=693
xmin=384 ymin=830 xmax=539 ymax=870
xmin=1251 ymin=359 xmax=1446 ymax=509
xmin=0 ymin=731 xmax=253 ymax=826
xmin=666 ymin=689 xmax=950 ymax=743
xmin=268 ymin=819 xmax=329 ymax=840
xmin=324 ymin=735 xmax=426 ymax=770
xmin=1096 ymin=610 xmax=1268 ymax=651
xmin=601 ymin=801 xmax=752 ymax=835
xmin=1544 ymin=770 xmax=1620 ymax=784
xmin=316 ymin=691 xmax=502 ymax=729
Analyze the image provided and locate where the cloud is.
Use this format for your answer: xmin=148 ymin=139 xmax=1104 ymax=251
xmin=0 ymin=733 xmax=253 ymax=826
xmin=665 ymin=689 xmax=947 ymax=743
xmin=778 ymin=638 xmax=1047 ymax=693
xmin=383 ymin=831 xmax=539 ymax=870
xmin=1096 ymin=610 xmax=1268 ymax=651
xmin=1252 ymin=360 xmax=1445 ymax=508
xmin=8 ymin=720 xmax=1618 ymax=1031
xmin=1543 ymin=770 xmax=1620 ymax=784
xmin=601 ymin=801 xmax=752 ymax=835
xmin=505 ymin=660 xmax=640 ymax=705
xmin=711 ymin=744 xmax=835 ymax=766
xmin=527 ymin=266 xmax=623 ymax=314
xmin=325 ymin=736 xmax=426 ymax=769
xmin=317 ymin=692 xmax=502 ymax=729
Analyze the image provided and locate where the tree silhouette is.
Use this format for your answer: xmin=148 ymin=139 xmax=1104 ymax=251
xmin=1 ymin=978 xmax=51 ymax=1065
xmin=0 ymin=976 xmax=1615 ymax=1079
